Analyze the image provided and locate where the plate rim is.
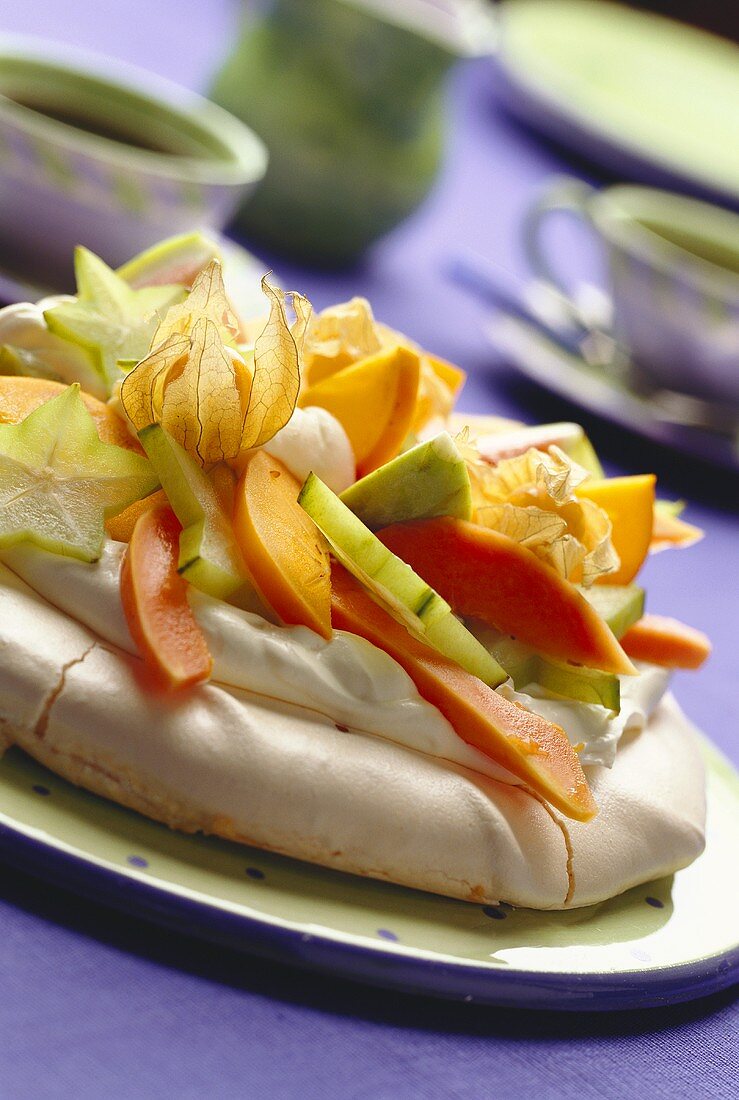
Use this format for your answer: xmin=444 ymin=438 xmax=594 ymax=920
xmin=1 ymin=751 xmax=737 ymax=1012
xmin=496 ymin=5 xmax=739 ymax=208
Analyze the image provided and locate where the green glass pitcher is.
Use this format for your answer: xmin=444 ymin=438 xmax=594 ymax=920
xmin=210 ymin=0 xmax=495 ymax=265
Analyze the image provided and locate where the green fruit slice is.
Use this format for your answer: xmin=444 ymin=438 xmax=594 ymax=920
xmin=0 ymin=303 xmax=107 ymax=399
xmin=579 ymin=584 xmax=645 ymax=639
xmin=340 ymin=432 xmax=472 ymax=530
xmin=44 ymin=247 xmax=185 ymax=392
xmin=299 ymin=472 xmax=506 ymax=686
xmin=117 ymin=231 xmax=222 ymax=289
xmin=138 ymin=424 xmax=258 ymax=610
xmin=491 ymin=637 xmax=620 ymax=713
xmin=0 ymin=384 xmax=157 ymax=561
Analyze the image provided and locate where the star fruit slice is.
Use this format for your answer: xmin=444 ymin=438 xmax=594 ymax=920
xmin=0 ymin=384 xmax=158 ymax=561
xmin=44 ymin=247 xmax=185 ymax=391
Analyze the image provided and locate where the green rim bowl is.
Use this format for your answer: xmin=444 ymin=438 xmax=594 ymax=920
xmin=0 ymin=35 xmax=268 ymax=291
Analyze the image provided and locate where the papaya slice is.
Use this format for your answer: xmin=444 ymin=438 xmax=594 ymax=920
xmin=576 ymin=474 xmax=656 ymax=584
xmin=378 ymin=517 xmax=635 ymax=675
xmin=331 ymin=563 xmax=597 ymax=822
xmin=620 ymin=614 xmax=711 ymax=669
xmin=234 ymin=449 xmax=332 ymax=639
xmin=0 ymin=375 xmax=141 ymax=453
xmin=299 ymin=345 xmax=420 ymax=477
xmin=120 ymin=504 xmax=213 ymax=689
xmin=106 ymin=489 xmax=168 ymax=543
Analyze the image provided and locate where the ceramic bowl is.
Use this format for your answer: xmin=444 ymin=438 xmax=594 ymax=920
xmin=523 ymin=179 xmax=739 ymax=407
xmin=0 ymin=35 xmax=268 ymax=293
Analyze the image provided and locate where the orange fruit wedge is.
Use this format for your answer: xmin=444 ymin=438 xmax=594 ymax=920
xmin=106 ymin=489 xmax=168 ymax=543
xmin=620 ymin=614 xmax=711 ymax=669
xmin=0 ymin=375 xmax=140 ymax=452
xmin=299 ymin=345 xmax=420 ymax=477
xmin=576 ymin=474 xmax=656 ymax=584
xmin=234 ymin=449 xmax=332 ymax=639
xmin=120 ymin=504 xmax=213 ymax=689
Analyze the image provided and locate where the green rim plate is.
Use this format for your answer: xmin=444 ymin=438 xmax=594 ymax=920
xmin=0 ymin=732 xmax=736 ymax=1010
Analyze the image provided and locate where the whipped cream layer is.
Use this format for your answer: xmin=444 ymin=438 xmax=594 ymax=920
xmin=0 ymin=541 xmax=668 ymax=777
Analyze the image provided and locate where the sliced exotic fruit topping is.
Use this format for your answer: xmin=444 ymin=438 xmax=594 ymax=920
xmin=650 ymin=499 xmax=704 ymax=554
xmin=340 ymin=432 xmax=472 ymax=530
xmin=578 ymin=584 xmax=645 ymax=640
xmin=485 ymin=635 xmax=621 ymax=713
xmin=299 ymin=473 xmax=506 ymax=685
xmin=576 ymin=474 xmax=656 ymax=585
xmin=234 ymin=450 xmax=332 ymax=639
xmin=0 ymin=375 xmax=141 ymax=453
xmin=620 ymin=614 xmax=711 ymax=669
xmin=459 ymin=440 xmax=619 ymax=586
xmin=139 ymin=424 xmax=256 ymax=609
xmin=0 ymin=384 xmax=157 ymax=561
xmin=377 ymin=517 xmax=635 ymax=675
xmin=299 ymin=344 xmax=421 ymax=477
xmin=330 ymin=563 xmax=598 ymax=823
xmin=475 ymin=421 xmax=604 ymax=479
xmin=44 ymin=247 xmax=184 ymax=391
xmin=120 ymin=261 xmax=310 ymax=468
xmin=121 ymin=503 xmax=213 ymax=689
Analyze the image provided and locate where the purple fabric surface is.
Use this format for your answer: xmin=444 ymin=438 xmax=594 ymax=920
xmin=0 ymin=2 xmax=737 ymax=1097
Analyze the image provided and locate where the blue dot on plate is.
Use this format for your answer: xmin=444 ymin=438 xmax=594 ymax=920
xmin=127 ymin=855 xmax=149 ymax=868
xmin=482 ymin=905 xmax=507 ymax=921
xmin=32 ymin=784 xmax=50 ymax=796
xmin=377 ymin=929 xmax=398 ymax=942
xmin=245 ymin=867 xmax=265 ymax=880
xmin=645 ymin=896 xmax=664 ymax=909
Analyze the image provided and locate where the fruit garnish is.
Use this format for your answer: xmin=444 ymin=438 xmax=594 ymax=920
xmin=121 ymin=263 xmax=310 ymax=467
xmin=620 ymin=614 xmax=711 ymax=669
xmin=234 ymin=450 xmax=332 ymax=638
xmin=138 ymin=424 xmax=257 ymax=609
xmin=651 ymin=499 xmax=704 ymax=554
xmin=121 ymin=503 xmax=213 ymax=689
xmin=300 ymin=345 xmax=421 ymax=476
xmin=303 ymin=297 xmax=381 ymax=386
xmin=302 ymin=298 xmax=465 ymax=435
xmin=0 ymin=375 xmax=141 ymax=453
xmin=377 ymin=517 xmax=635 ymax=675
xmin=576 ymin=474 xmax=655 ymax=585
xmin=474 ymin=421 xmax=604 ymax=479
xmin=0 ymin=301 xmax=106 ymax=399
xmin=340 ymin=432 xmax=472 ymax=529
xmin=0 ymin=384 xmax=157 ymax=561
xmin=460 ymin=440 xmax=619 ymax=586
xmin=299 ymin=473 xmax=506 ymax=685
xmin=106 ymin=489 xmax=168 ymax=543
xmin=44 ymin=248 xmax=185 ymax=392
xmin=489 ymin=635 xmax=620 ymax=712
xmin=116 ymin=230 xmax=222 ymax=290
xmin=578 ymin=584 xmax=645 ymax=639
xmin=331 ymin=563 xmax=597 ymax=822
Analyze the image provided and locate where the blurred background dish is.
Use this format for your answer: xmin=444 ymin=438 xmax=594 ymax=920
xmin=210 ymin=0 xmax=497 ymax=266
xmin=522 ymin=179 xmax=739 ymax=407
xmin=496 ymin=0 xmax=739 ymax=209
xmin=0 ymin=35 xmax=267 ymax=294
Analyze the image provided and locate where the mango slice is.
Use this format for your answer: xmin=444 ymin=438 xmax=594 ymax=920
xmin=299 ymin=345 xmax=420 ymax=477
xmin=576 ymin=474 xmax=656 ymax=584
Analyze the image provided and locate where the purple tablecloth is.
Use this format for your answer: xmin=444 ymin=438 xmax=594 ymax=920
xmin=1 ymin=3 xmax=737 ymax=1096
